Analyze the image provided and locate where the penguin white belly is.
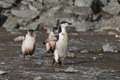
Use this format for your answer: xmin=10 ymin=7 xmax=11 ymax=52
xmin=22 ymin=35 xmax=35 ymax=54
xmin=56 ymin=40 xmax=68 ymax=57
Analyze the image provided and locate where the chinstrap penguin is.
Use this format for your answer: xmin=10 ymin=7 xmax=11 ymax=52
xmin=14 ymin=29 xmax=36 ymax=61
xmin=52 ymin=21 xmax=72 ymax=66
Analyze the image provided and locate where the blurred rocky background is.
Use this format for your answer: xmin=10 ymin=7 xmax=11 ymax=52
xmin=0 ymin=0 xmax=120 ymax=33
xmin=1 ymin=1 xmax=120 ymax=80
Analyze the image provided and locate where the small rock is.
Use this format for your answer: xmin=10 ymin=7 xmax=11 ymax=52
xmin=28 ymin=4 xmax=38 ymax=11
xmin=103 ymin=44 xmax=115 ymax=52
xmin=93 ymin=57 xmax=97 ymax=60
xmin=115 ymin=34 xmax=120 ymax=38
xmin=108 ymin=32 xmax=116 ymax=35
xmin=65 ymin=66 xmax=78 ymax=73
xmin=36 ymin=62 xmax=41 ymax=65
xmin=99 ymin=54 xmax=103 ymax=56
xmin=34 ymin=76 xmax=42 ymax=80
xmin=67 ymin=52 xmax=75 ymax=58
xmin=80 ymin=50 xmax=89 ymax=53
xmin=0 ymin=62 xmax=5 ymax=65
xmin=0 ymin=71 xmax=7 ymax=75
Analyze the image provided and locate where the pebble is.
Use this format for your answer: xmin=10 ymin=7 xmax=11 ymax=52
xmin=93 ymin=57 xmax=97 ymax=60
xmin=34 ymin=76 xmax=42 ymax=80
xmin=65 ymin=66 xmax=78 ymax=73
xmin=0 ymin=62 xmax=5 ymax=65
xmin=80 ymin=50 xmax=89 ymax=54
xmin=0 ymin=71 xmax=7 ymax=75
xmin=67 ymin=52 xmax=75 ymax=58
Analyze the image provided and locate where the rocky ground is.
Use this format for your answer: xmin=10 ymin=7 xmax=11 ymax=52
xmin=1 ymin=0 xmax=120 ymax=80
xmin=0 ymin=27 xmax=120 ymax=80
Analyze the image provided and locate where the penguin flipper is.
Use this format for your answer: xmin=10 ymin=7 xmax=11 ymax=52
xmin=44 ymin=37 xmax=56 ymax=43
xmin=13 ymin=36 xmax=25 ymax=42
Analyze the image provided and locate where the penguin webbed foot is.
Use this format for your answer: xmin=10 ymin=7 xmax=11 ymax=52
xmin=22 ymin=56 xmax=26 ymax=61
xmin=52 ymin=59 xmax=64 ymax=66
xmin=58 ymin=61 xmax=64 ymax=66
xmin=47 ymin=51 xmax=50 ymax=53
xmin=43 ymin=42 xmax=46 ymax=44
xmin=52 ymin=59 xmax=56 ymax=66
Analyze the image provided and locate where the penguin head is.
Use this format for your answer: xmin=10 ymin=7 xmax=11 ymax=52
xmin=52 ymin=27 xmax=58 ymax=33
xmin=28 ymin=29 xmax=34 ymax=36
xmin=60 ymin=21 xmax=72 ymax=28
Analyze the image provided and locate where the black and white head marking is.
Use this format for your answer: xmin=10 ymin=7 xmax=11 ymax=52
xmin=58 ymin=21 xmax=72 ymax=33
xmin=28 ymin=29 xmax=34 ymax=36
xmin=52 ymin=27 xmax=58 ymax=33
xmin=60 ymin=21 xmax=72 ymax=25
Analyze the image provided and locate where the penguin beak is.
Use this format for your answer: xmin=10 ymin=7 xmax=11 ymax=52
xmin=29 ymin=32 xmax=33 ymax=35
xmin=68 ymin=23 xmax=72 ymax=25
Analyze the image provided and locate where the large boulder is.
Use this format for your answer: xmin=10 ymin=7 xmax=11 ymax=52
xmin=38 ymin=6 xmax=60 ymax=29
xmin=55 ymin=12 xmax=76 ymax=23
xmin=95 ymin=16 xmax=120 ymax=32
xmin=25 ymin=21 xmax=42 ymax=30
xmin=75 ymin=0 xmax=93 ymax=7
xmin=3 ymin=16 xmax=19 ymax=31
xmin=11 ymin=9 xmax=40 ymax=20
xmin=55 ymin=6 xmax=76 ymax=23
xmin=4 ymin=0 xmax=16 ymax=4
xmin=73 ymin=6 xmax=92 ymax=15
xmin=102 ymin=2 xmax=120 ymax=15
xmin=72 ymin=21 xmax=94 ymax=32
xmin=0 ymin=1 xmax=12 ymax=9
xmin=43 ymin=0 xmax=59 ymax=9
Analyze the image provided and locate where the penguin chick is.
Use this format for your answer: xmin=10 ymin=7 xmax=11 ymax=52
xmin=53 ymin=21 xmax=72 ymax=66
xmin=43 ymin=27 xmax=58 ymax=53
xmin=14 ymin=29 xmax=36 ymax=61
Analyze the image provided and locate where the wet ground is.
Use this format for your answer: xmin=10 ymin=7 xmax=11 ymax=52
xmin=0 ymin=27 xmax=120 ymax=80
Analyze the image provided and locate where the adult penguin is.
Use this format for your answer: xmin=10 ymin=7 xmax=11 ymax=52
xmin=52 ymin=21 xmax=72 ymax=66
